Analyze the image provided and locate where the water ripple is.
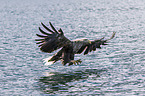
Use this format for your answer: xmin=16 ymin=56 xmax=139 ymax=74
xmin=0 ymin=0 xmax=145 ymax=95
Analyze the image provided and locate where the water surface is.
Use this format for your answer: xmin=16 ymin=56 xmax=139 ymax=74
xmin=0 ymin=0 xmax=145 ymax=95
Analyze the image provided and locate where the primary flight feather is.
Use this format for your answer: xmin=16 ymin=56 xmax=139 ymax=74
xmin=35 ymin=22 xmax=116 ymax=66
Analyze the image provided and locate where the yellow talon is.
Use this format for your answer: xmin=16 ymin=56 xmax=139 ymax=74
xmin=70 ymin=59 xmax=82 ymax=65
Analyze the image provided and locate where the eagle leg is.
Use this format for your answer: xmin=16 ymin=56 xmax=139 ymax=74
xmin=69 ymin=59 xmax=82 ymax=66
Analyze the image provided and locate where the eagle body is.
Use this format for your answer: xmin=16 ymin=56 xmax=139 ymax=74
xmin=35 ymin=22 xmax=115 ymax=66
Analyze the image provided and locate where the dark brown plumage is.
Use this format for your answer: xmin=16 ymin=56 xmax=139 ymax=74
xmin=35 ymin=22 xmax=116 ymax=66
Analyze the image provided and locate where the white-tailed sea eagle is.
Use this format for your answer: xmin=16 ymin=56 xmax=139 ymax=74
xmin=35 ymin=22 xmax=116 ymax=66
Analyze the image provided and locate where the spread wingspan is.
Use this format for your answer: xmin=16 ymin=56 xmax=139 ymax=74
xmin=35 ymin=21 xmax=116 ymax=66
xmin=35 ymin=22 xmax=71 ymax=53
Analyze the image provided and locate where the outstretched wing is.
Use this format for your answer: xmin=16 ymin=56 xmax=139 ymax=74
xmin=35 ymin=22 xmax=71 ymax=53
xmin=77 ymin=32 xmax=116 ymax=55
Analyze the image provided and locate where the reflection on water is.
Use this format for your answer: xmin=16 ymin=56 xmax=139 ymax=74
xmin=38 ymin=69 xmax=106 ymax=94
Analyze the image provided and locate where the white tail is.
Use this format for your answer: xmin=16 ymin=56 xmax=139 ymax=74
xmin=43 ymin=56 xmax=54 ymax=66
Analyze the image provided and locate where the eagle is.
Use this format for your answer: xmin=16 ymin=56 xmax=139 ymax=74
xmin=35 ymin=22 xmax=116 ymax=66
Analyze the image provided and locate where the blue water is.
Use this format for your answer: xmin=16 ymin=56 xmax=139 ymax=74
xmin=0 ymin=0 xmax=145 ymax=95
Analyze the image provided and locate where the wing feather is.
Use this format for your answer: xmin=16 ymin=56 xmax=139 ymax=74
xmin=75 ymin=32 xmax=116 ymax=55
xmin=35 ymin=22 xmax=71 ymax=53
xmin=84 ymin=32 xmax=116 ymax=55
xmin=35 ymin=39 xmax=44 ymax=41
xmin=84 ymin=45 xmax=90 ymax=55
xmin=49 ymin=22 xmax=59 ymax=34
xmin=36 ymin=41 xmax=44 ymax=44
xmin=77 ymin=46 xmax=87 ymax=54
xmin=39 ymin=27 xmax=52 ymax=35
xmin=36 ymin=34 xmax=48 ymax=38
xmin=41 ymin=22 xmax=54 ymax=33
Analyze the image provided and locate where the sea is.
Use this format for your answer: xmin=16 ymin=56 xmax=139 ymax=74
xmin=0 ymin=0 xmax=145 ymax=95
